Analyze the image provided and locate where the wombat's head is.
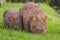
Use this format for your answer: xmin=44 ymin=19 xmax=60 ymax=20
xmin=30 ymin=15 xmax=47 ymax=34
xmin=9 ymin=16 xmax=15 ymax=22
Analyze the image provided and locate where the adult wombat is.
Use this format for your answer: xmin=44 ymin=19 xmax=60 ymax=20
xmin=19 ymin=2 xmax=48 ymax=34
xmin=22 ymin=9 xmax=47 ymax=34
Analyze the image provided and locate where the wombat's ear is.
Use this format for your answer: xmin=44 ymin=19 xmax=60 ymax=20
xmin=3 ymin=10 xmax=8 ymax=17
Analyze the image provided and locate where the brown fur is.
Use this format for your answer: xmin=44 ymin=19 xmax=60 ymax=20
xmin=19 ymin=2 xmax=48 ymax=34
xmin=3 ymin=8 xmax=22 ymax=29
xmin=23 ymin=9 xmax=47 ymax=34
xmin=19 ymin=2 xmax=39 ymax=15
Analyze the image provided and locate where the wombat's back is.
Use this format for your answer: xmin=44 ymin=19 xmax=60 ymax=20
xmin=19 ymin=2 xmax=39 ymax=15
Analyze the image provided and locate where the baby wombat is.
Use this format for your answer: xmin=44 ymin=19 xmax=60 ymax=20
xmin=3 ymin=8 xmax=22 ymax=30
xmin=30 ymin=14 xmax=47 ymax=34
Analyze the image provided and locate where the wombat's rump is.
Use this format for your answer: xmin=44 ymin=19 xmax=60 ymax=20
xmin=3 ymin=8 xmax=22 ymax=29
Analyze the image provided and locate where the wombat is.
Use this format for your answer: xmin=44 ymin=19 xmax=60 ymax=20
xmin=3 ymin=8 xmax=22 ymax=30
xmin=23 ymin=9 xmax=47 ymax=34
xmin=19 ymin=2 xmax=48 ymax=34
xmin=19 ymin=2 xmax=41 ymax=30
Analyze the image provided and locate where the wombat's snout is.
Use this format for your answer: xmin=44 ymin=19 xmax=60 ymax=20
xmin=9 ymin=16 xmax=14 ymax=21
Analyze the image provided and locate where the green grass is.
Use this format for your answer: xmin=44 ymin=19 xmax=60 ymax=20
xmin=0 ymin=3 xmax=60 ymax=40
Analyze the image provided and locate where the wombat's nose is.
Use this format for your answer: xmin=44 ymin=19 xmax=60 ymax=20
xmin=9 ymin=17 xmax=15 ymax=21
xmin=10 ymin=18 xmax=13 ymax=21
xmin=35 ymin=28 xmax=39 ymax=31
xmin=40 ymin=29 xmax=44 ymax=32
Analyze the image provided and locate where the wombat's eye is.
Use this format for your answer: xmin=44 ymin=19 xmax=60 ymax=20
xmin=35 ymin=29 xmax=39 ymax=31
xmin=33 ymin=26 xmax=36 ymax=28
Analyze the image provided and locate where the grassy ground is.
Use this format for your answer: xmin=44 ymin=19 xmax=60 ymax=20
xmin=0 ymin=3 xmax=60 ymax=40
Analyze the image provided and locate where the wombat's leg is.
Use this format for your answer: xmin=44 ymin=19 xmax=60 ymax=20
xmin=4 ymin=22 xmax=9 ymax=29
xmin=13 ymin=24 xmax=21 ymax=30
xmin=24 ymin=23 xmax=31 ymax=32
